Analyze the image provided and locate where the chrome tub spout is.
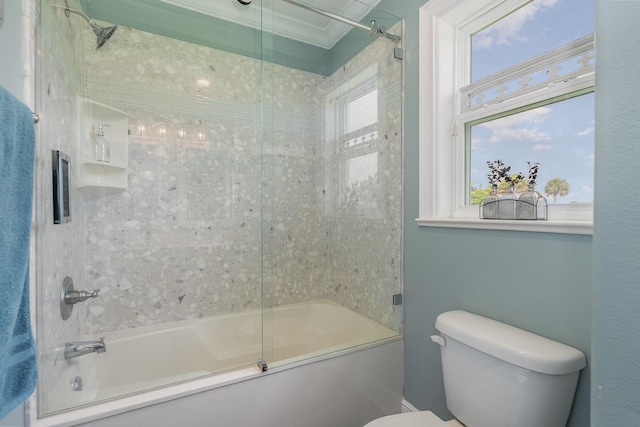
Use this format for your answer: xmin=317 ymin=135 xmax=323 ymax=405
xmin=64 ymin=337 xmax=106 ymax=359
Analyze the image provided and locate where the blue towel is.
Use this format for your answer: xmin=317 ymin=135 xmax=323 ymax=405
xmin=0 ymin=84 xmax=38 ymax=420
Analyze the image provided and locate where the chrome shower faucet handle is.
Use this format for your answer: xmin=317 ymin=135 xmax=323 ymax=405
xmin=60 ymin=276 xmax=100 ymax=320
xmin=64 ymin=289 xmax=99 ymax=305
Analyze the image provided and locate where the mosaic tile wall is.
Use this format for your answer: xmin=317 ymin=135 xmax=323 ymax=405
xmin=34 ymin=1 xmax=401 ymax=416
xmin=77 ymin=23 xmax=403 ymax=334
xmin=320 ymin=29 xmax=404 ymax=333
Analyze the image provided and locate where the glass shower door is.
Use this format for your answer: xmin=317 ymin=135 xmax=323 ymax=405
xmin=35 ymin=0 xmax=274 ymax=416
xmin=260 ymin=0 xmax=275 ymax=370
xmin=258 ymin=0 xmax=404 ymax=371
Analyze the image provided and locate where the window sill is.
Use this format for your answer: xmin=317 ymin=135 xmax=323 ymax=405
xmin=415 ymin=217 xmax=593 ymax=235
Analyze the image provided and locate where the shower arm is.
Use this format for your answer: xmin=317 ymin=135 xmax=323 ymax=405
xmin=54 ymin=2 xmax=101 ymax=31
xmin=281 ymin=0 xmax=401 ymax=43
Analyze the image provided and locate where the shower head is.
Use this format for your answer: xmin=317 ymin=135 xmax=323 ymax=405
xmin=55 ymin=2 xmax=117 ymax=50
xmin=91 ymin=22 xmax=118 ymax=50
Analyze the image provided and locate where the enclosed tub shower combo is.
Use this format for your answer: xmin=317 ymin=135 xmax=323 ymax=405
xmin=30 ymin=0 xmax=403 ymax=425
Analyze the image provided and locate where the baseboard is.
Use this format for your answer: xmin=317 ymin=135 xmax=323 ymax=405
xmin=401 ymin=399 xmax=420 ymax=413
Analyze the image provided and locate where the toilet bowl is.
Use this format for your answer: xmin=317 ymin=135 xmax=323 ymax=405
xmin=364 ymin=310 xmax=586 ymax=427
xmin=364 ymin=411 xmax=463 ymax=427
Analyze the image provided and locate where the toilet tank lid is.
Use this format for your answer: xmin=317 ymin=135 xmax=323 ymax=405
xmin=435 ymin=310 xmax=586 ymax=375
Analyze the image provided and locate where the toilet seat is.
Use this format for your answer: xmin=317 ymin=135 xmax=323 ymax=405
xmin=364 ymin=411 xmax=449 ymax=427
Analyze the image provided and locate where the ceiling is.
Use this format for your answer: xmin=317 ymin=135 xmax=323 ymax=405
xmin=80 ymin=0 xmax=399 ymax=75
xmin=158 ymin=0 xmax=383 ymax=49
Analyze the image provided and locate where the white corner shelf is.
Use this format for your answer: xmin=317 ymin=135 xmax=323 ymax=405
xmin=76 ymin=96 xmax=128 ymax=200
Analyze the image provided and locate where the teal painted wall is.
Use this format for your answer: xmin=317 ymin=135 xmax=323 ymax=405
xmin=0 ymin=405 xmax=23 ymax=427
xmin=592 ymin=1 xmax=640 ymax=425
xmin=403 ymin=229 xmax=591 ymax=425
xmin=373 ymin=0 xmax=593 ymax=425
xmin=7 ymin=0 xmax=639 ymax=425
xmin=0 ymin=0 xmax=23 ymax=98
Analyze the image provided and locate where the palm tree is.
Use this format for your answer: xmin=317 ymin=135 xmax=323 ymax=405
xmin=544 ymin=178 xmax=570 ymax=203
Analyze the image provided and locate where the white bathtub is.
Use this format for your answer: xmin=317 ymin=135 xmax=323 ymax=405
xmin=33 ymin=300 xmax=402 ymax=427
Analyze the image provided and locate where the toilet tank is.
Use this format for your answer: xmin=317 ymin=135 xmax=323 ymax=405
xmin=433 ymin=310 xmax=586 ymax=427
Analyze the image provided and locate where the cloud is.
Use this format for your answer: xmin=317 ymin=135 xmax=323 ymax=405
xmin=478 ymin=107 xmax=553 ymax=143
xmin=493 ymin=128 xmax=551 ymax=142
xmin=582 ymin=186 xmax=592 ymax=193
xmin=533 ymin=144 xmax=553 ymax=150
xmin=586 ymin=154 xmax=595 ymax=162
xmin=473 ymin=0 xmax=559 ymax=50
xmin=578 ymin=126 xmax=594 ymax=137
xmin=484 ymin=107 xmax=551 ymax=127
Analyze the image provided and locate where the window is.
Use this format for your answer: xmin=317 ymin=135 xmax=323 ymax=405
xmin=418 ymin=0 xmax=594 ymax=234
xmin=325 ymin=65 xmax=382 ymax=218
xmin=339 ymin=85 xmax=380 ymax=217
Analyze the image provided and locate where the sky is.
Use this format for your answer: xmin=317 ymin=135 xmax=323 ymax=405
xmin=469 ymin=0 xmax=595 ymax=204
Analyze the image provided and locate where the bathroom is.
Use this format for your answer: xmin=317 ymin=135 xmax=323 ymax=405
xmin=1 ymin=0 xmax=638 ymax=426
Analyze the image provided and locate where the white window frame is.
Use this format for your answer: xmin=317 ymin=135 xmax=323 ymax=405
xmin=417 ymin=0 xmax=594 ymax=235
xmin=324 ymin=64 xmax=384 ymax=219
xmin=337 ymin=81 xmax=382 ymax=218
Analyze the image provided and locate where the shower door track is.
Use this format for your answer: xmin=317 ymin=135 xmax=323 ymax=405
xmin=281 ymin=0 xmax=401 ymax=43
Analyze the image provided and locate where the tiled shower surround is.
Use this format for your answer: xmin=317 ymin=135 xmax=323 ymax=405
xmin=35 ymin=0 xmax=401 ymax=411
xmin=80 ymin=20 xmax=402 ymax=334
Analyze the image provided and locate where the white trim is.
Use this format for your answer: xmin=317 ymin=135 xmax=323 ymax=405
xmin=415 ymin=217 xmax=593 ymax=235
xmin=401 ymin=398 xmax=420 ymax=413
xmin=418 ymin=0 xmax=594 ymax=235
xmin=419 ymin=0 xmax=500 ymax=220
xmin=460 ymin=35 xmax=595 ymax=114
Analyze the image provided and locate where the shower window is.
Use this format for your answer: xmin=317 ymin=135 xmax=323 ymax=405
xmin=337 ymin=81 xmax=381 ymax=217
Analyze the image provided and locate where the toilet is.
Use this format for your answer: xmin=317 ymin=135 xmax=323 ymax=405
xmin=365 ymin=310 xmax=586 ymax=427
